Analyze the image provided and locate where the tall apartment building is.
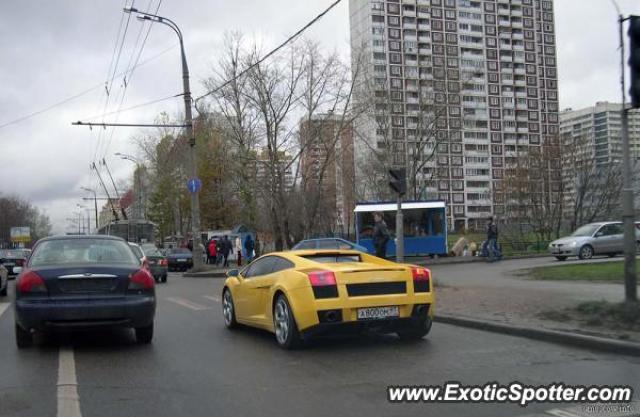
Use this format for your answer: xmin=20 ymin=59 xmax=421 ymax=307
xmin=349 ymin=0 xmax=559 ymax=231
xmin=299 ymin=114 xmax=356 ymax=236
xmin=560 ymin=102 xmax=640 ymax=167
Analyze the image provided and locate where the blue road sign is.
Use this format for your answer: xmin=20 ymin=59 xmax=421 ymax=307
xmin=187 ymin=178 xmax=202 ymax=193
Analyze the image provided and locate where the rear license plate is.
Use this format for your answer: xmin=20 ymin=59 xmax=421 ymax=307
xmin=177 ymin=258 xmax=187 ymax=262
xmin=357 ymin=306 xmax=399 ymax=320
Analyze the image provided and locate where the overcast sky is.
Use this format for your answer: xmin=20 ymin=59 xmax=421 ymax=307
xmin=0 ymin=0 xmax=638 ymax=234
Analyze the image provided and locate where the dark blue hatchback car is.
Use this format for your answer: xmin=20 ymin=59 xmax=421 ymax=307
xmin=14 ymin=235 xmax=156 ymax=348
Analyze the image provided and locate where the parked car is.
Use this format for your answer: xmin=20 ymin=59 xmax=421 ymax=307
xmin=140 ymin=244 xmax=168 ymax=283
xmin=0 ymin=264 xmax=7 ymax=296
xmin=0 ymin=249 xmax=30 ymax=278
xmin=13 ymin=235 xmax=156 ymax=348
xmin=548 ymin=222 xmax=635 ymax=261
xmin=166 ymin=247 xmax=193 ymax=272
xmin=291 ymin=238 xmax=369 ymax=253
xmin=222 ymin=249 xmax=434 ymax=349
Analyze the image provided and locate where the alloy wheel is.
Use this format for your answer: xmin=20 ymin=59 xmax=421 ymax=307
xmin=274 ymin=298 xmax=290 ymax=345
xmin=223 ymin=291 xmax=234 ymax=327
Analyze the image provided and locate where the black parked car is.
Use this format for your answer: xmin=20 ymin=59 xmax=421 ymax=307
xmin=141 ymin=244 xmax=168 ymax=283
xmin=0 ymin=249 xmax=30 ymax=278
xmin=13 ymin=235 xmax=156 ymax=348
xmin=166 ymin=247 xmax=193 ymax=272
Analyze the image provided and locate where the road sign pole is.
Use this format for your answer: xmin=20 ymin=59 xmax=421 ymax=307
xmin=396 ymin=194 xmax=404 ymax=263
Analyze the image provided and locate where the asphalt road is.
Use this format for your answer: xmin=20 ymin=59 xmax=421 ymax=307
xmin=0 ymin=273 xmax=639 ymax=417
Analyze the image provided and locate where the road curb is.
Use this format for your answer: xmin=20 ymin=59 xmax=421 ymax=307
xmin=414 ymin=253 xmax=550 ymax=266
xmin=434 ymin=314 xmax=640 ymax=357
xmin=183 ymin=271 xmax=228 ymax=278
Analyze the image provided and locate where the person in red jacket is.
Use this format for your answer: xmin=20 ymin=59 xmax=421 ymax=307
xmin=207 ymin=239 xmax=217 ymax=265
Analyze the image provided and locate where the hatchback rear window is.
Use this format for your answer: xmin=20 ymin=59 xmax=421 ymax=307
xmin=30 ymin=239 xmax=140 ymax=267
xmin=301 ymin=254 xmax=361 ymax=263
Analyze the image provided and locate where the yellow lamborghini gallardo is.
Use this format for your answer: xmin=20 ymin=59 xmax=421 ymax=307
xmin=221 ymin=250 xmax=434 ymax=349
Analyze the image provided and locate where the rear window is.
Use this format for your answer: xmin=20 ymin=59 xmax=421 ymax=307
xmin=141 ymin=245 xmax=163 ymax=257
xmin=301 ymin=254 xmax=361 ymax=263
xmin=169 ymin=248 xmax=191 ymax=255
xmin=30 ymin=239 xmax=140 ymax=267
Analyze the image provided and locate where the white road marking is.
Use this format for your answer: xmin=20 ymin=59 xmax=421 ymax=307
xmin=57 ymin=347 xmax=82 ymax=417
xmin=0 ymin=302 xmax=10 ymax=318
xmin=166 ymin=296 xmax=211 ymax=311
xmin=203 ymin=295 xmax=221 ymax=303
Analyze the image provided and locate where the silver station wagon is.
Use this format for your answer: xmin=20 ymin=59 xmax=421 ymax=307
xmin=548 ymin=222 xmax=640 ymax=261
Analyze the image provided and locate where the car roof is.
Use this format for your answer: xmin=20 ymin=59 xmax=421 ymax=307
xmin=297 ymin=238 xmax=349 ymax=243
xmin=38 ymin=234 xmax=126 ymax=243
xmin=286 ymin=249 xmax=361 ymax=256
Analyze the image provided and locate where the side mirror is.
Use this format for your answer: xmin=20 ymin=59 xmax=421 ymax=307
xmin=13 ymin=266 xmax=23 ymax=275
xmin=226 ymin=269 xmax=239 ymax=278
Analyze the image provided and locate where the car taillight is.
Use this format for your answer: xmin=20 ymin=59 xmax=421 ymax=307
xmin=308 ymin=271 xmax=338 ymax=299
xmin=128 ymin=269 xmax=155 ymax=290
xmin=411 ymin=266 xmax=431 ymax=293
xmin=16 ymin=270 xmax=47 ymax=294
xmin=159 ymin=259 xmax=168 ymax=266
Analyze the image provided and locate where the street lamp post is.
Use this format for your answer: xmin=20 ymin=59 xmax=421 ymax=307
xmin=125 ymin=8 xmax=203 ymax=271
xmin=81 ymin=187 xmax=99 ymax=231
xmin=116 ymin=153 xmax=145 ymax=220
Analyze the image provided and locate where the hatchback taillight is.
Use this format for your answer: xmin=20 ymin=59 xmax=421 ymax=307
xmin=128 ymin=269 xmax=155 ymax=290
xmin=16 ymin=270 xmax=47 ymax=294
xmin=159 ymin=259 xmax=168 ymax=267
xmin=308 ymin=271 xmax=338 ymax=299
xmin=411 ymin=266 xmax=431 ymax=293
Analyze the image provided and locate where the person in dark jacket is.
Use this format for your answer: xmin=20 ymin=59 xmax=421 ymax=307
xmin=220 ymin=236 xmax=232 ymax=267
xmin=372 ymin=212 xmax=390 ymax=259
xmin=486 ymin=216 xmax=500 ymax=262
xmin=244 ymin=235 xmax=255 ymax=264
xmin=254 ymin=236 xmax=261 ymax=258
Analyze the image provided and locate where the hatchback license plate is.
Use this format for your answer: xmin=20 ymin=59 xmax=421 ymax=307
xmin=357 ymin=306 xmax=399 ymax=320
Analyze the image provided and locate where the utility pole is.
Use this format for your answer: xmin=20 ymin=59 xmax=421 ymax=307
xmin=92 ymin=162 xmax=119 ymax=222
xmin=81 ymin=187 xmax=99 ymax=230
xmin=622 ymin=14 xmax=639 ymax=302
xmin=125 ymin=7 xmax=204 ymax=271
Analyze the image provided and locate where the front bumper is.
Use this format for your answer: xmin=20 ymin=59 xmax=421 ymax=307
xmin=549 ymin=245 xmax=579 ymax=257
xmin=15 ymin=295 xmax=156 ymax=331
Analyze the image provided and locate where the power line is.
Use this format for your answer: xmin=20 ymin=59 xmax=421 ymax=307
xmin=194 ymin=0 xmax=343 ymax=103
xmin=101 ymin=0 xmax=163 ymax=161
xmin=81 ymin=93 xmax=183 ymax=122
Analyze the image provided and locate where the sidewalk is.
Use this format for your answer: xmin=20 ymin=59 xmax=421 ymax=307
xmin=430 ymin=257 xmax=640 ymax=344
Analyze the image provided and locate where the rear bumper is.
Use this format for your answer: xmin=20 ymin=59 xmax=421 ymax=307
xmin=15 ymin=296 xmax=156 ymax=331
xmin=302 ymin=305 xmax=432 ymax=339
xmin=149 ymin=265 xmax=168 ymax=278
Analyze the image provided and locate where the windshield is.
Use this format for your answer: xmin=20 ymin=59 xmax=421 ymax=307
xmin=30 ymin=239 xmax=140 ymax=267
xmin=570 ymin=224 xmax=601 ymax=237
xmin=141 ymin=244 xmax=163 ymax=257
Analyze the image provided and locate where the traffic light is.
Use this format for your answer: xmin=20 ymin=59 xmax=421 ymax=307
xmin=388 ymin=168 xmax=407 ymax=195
xmin=629 ymin=15 xmax=640 ymax=108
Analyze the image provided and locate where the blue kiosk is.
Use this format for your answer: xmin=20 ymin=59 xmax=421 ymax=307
xmin=354 ymin=200 xmax=448 ymax=257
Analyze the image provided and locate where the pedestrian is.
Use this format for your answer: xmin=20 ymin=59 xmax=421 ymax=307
xmin=221 ymin=236 xmax=231 ymax=268
xmin=187 ymin=239 xmax=193 ymax=252
xmin=235 ymin=235 xmax=243 ymax=266
xmin=244 ymin=234 xmax=255 ymax=264
xmin=254 ymin=236 xmax=261 ymax=258
xmin=216 ymin=239 xmax=222 ymax=266
xmin=207 ymin=239 xmax=217 ymax=265
xmin=486 ymin=216 xmax=500 ymax=262
xmin=372 ymin=212 xmax=391 ymax=259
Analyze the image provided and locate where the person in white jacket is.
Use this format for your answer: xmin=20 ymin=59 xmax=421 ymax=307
xmin=235 ymin=236 xmax=242 ymax=266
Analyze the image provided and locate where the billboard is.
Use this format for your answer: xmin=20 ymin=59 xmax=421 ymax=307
xmin=10 ymin=227 xmax=31 ymax=243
